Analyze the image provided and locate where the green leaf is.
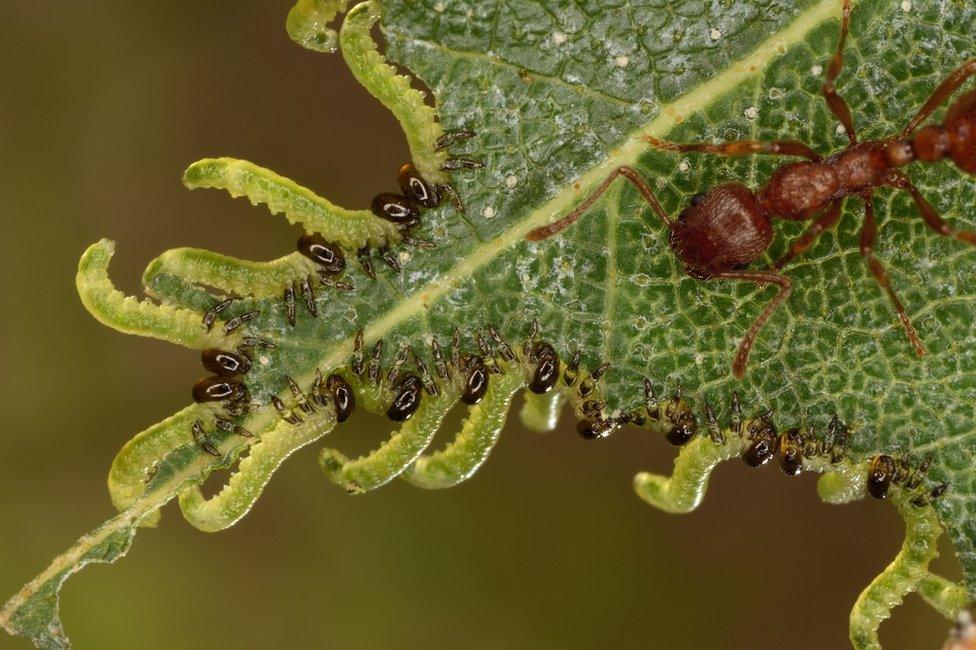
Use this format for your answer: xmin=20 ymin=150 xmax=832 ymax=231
xmin=3 ymin=0 xmax=976 ymax=648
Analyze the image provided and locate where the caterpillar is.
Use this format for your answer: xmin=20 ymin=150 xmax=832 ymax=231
xmin=83 ymin=225 xmax=960 ymax=649
xmin=57 ymin=2 xmax=972 ymax=650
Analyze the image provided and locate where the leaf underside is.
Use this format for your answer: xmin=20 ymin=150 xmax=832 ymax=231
xmin=4 ymin=0 xmax=976 ymax=647
xmin=384 ymin=0 xmax=976 ymax=582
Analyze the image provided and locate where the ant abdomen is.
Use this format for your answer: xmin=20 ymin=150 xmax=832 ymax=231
xmin=669 ymin=183 xmax=771 ymax=277
xmin=201 ymin=349 xmax=251 ymax=377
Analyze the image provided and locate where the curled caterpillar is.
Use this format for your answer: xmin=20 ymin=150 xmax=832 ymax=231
xmin=69 ymin=4 xmax=969 ymax=647
xmin=86 ymin=226 xmax=965 ymax=650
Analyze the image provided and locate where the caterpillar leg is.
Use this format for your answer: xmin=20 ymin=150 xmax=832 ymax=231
xmin=77 ymin=240 xmax=228 ymax=349
xmin=179 ymin=412 xmax=337 ymax=532
xmin=143 ymin=248 xmax=313 ymax=298
xmin=340 ymin=1 xmax=448 ymax=184
xmin=918 ymin=573 xmax=969 ymax=619
xmin=849 ymin=495 xmax=943 ymax=650
xmin=519 ymin=391 xmax=564 ymax=433
xmin=286 ymin=0 xmax=354 ymax=53
xmin=402 ymin=373 xmax=524 ymax=489
xmin=183 ymin=158 xmax=398 ymax=250
xmin=319 ymin=393 xmax=455 ymax=493
xmin=633 ymin=433 xmax=743 ymax=514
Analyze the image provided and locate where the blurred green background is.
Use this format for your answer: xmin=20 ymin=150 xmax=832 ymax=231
xmin=0 ymin=2 xmax=962 ymax=648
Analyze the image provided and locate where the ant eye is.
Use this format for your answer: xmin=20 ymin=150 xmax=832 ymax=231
xmin=297 ymin=234 xmax=346 ymax=275
xmin=690 ymin=192 xmax=706 ymax=206
xmin=371 ymin=193 xmax=421 ymax=228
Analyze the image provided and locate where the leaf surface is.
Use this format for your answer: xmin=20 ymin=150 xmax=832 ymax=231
xmin=4 ymin=0 xmax=976 ymax=647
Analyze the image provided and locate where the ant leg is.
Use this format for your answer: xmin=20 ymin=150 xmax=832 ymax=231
xmin=644 ymin=136 xmax=822 ymax=162
xmin=821 ymin=0 xmax=856 ymax=144
xmin=858 ymin=191 xmax=927 ymax=357
xmin=713 ymin=271 xmax=792 ymax=378
xmin=526 ymin=166 xmax=672 ymax=241
xmin=902 ymin=59 xmax=976 ymax=137
xmin=885 ymin=170 xmax=976 ymax=246
xmin=773 ymin=199 xmax=844 ymax=270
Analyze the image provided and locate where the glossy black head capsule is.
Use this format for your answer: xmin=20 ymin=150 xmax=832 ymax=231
xmin=397 ymin=163 xmax=441 ymax=209
xmin=529 ymin=342 xmax=560 ymax=394
xmin=460 ymin=355 xmax=489 ymax=405
xmin=577 ymin=418 xmax=617 ymax=440
xmin=867 ymin=454 xmax=895 ymax=500
xmin=664 ymin=410 xmax=698 ymax=447
xmin=326 ymin=374 xmax=355 ymax=423
xmin=201 ymin=349 xmax=252 ymax=377
xmin=778 ymin=427 xmax=806 ymax=477
xmin=298 ymin=234 xmax=346 ymax=276
xmin=193 ymin=376 xmax=247 ymax=404
xmin=742 ymin=420 xmax=778 ymax=468
xmin=388 ymin=374 xmax=423 ymax=422
xmin=371 ymin=193 xmax=421 ymax=228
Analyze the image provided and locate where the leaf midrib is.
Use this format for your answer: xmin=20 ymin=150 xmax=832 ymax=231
xmin=287 ymin=0 xmax=844 ymax=380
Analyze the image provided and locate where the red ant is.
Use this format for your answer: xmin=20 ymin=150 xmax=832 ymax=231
xmin=527 ymin=0 xmax=976 ymax=378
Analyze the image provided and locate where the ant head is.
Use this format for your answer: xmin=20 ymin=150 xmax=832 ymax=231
xmin=945 ymin=89 xmax=976 ymax=174
xmin=911 ymin=90 xmax=976 ymax=174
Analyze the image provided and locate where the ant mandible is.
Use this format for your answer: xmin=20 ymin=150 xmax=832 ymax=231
xmin=527 ymin=0 xmax=976 ymax=378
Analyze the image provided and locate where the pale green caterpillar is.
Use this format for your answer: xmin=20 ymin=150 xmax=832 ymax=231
xmin=286 ymin=0 xmax=355 ymax=54
xmin=633 ymin=401 xmax=965 ymax=650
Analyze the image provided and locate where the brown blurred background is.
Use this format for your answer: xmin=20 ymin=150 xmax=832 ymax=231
xmin=0 ymin=2 xmax=961 ymax=648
